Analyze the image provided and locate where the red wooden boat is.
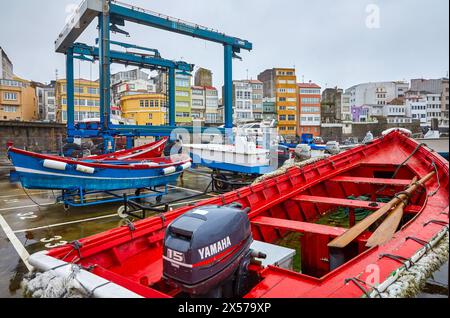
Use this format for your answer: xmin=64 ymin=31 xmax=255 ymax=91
xmin=29 ymin=130 xmax=449 ymax=298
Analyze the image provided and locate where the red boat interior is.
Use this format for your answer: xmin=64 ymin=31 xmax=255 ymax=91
xmin=47 ymin=132 xmax=449 ymax=298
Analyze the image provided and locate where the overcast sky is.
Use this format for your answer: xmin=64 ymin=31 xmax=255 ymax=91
xmin=0 ymin=0 xmax=448 ymax=93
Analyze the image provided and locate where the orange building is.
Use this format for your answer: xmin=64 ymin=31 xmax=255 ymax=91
xmin=0 ymin=77 xmax=37 ymax=121
xmin=297 ymin=82 xmax=321 ymax=137
xmin=258 ymin=68 xmax=297 ymax=140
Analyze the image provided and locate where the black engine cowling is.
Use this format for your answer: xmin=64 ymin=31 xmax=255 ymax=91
xmin=162 ymin=203 xmax=258 ymax=298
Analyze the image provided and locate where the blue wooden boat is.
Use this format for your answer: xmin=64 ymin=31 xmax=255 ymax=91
xmin=8 ymin=147 xmax=192 ymax=192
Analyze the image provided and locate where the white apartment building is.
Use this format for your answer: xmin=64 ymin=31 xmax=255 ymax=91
xmin=357 ymin=103 xmax=411 ymax=124
xmin=405 ymin=95 xmax=427 ymax=127
xmin=426 ymin=93 xmax=442 ymax=126
xmin=341 ymin=92 xmax=352 ymax=122
xmin=205 ymin=87 xmax=219 ymax=124
xmin=0 ymin=47 xmax=13 ymax=79
xmin=346 ymin=81 xmax=409 ymax=108
xmin=191 ymin=86 xmax=219 ymax=123
xmin=36 ymin=84 xmax=56 ymax=122
xmin=191 ymin=86 xmax=206 ymax=121
xmin=111 ymin=69 xmax=149 ymax=86
xmin=233 ymin=80 xmax=254 ymax=123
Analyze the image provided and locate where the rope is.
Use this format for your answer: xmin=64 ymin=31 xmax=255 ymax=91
xmin=344 ymin=277 xmax=382 ymax=298
xmin=19 ymin=175 xmax=55 ymax=237
xmin=427 ymin=161 xmax=441 ymax=197
xmin=379 ymin=254 xmax=415 ymax=270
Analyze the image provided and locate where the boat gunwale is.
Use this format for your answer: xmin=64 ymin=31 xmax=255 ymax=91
xmin=8 ymin=147 xmax=191 ymax=170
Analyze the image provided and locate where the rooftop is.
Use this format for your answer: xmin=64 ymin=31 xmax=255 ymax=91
xmin=298 ymin=82 xmax=321 ymax=89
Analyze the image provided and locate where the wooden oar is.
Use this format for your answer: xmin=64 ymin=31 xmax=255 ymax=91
xmin=365 ymin=177 xmax=418 ymax=248
xmin=328 ymin=172 xmax=435 ymax=249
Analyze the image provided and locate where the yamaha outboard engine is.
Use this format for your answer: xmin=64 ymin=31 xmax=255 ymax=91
xmin=163 ymin=203 xmax=263 ymax=298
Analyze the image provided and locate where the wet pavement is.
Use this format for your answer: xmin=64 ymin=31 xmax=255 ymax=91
xmin=0 ymin=157 xmax=447 ymax=298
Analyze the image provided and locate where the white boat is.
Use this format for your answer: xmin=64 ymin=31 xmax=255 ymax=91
xmin=183 ymin=136 xmax=274 ymax=174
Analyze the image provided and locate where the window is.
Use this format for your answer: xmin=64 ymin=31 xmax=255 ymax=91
xmin=2 ymin=105 xmax=17 ymax=112
xmin=300 ymin=89 xmax=321 ymax=95
xmin=87 ymin=87 xmax=99 ymax=95
xmin=3 ymin=92 xmax=17 ymax=100
xmin=176 ymin=80 xmax=190 ymax=87
xmin=176 ymin=90 xmax=189 ymax=97
xmin=279 ymin=115 xmax=286 ymax=121
xmin=301 ymin=97 xmax=320 ymax=104
xmin=288 ymin=115 xmax=295 ymax=121
xmin=192 ymin=89 xmax=204 ymax=96
xmin=74 ymin=86 xmax=84 ymax=94
xmin=140 ymin=100 xmax=144 ymax=107
xmin=192 ymin=99 xmax=203 ymax=106
xmin=145 ymin=100 xmax=149 ymax=108
xmin=150 ymin=100 xmax=155 ymax=108
xmin=302 ymin=107 xmax=320 ymax=113
xmin=176 ymin=101 xmax=190 ymax=108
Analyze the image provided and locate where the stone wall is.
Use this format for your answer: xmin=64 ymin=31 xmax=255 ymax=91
xmin=321 ymin=119 xmax=422 ymax=142
xmin=0 ymin=121 xmax=66 ymax=157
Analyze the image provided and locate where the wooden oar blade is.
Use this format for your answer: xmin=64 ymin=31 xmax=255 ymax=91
xmin=328 ymin=203 xmax=394 ymax=248
xmin=366 ymin=203 xmax=405 ymax=248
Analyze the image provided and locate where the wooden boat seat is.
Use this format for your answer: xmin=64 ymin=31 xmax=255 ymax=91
xmin=252 ymin=216 xmax=347 ymax=237
xmin=329 ymin=176 xmax=412 ymax=187
xmin=293 ymin=195 xmax=422 ymax=214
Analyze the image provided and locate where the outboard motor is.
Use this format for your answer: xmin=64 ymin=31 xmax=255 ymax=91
xmin=163 ymin=203 xmax=264 ymax=298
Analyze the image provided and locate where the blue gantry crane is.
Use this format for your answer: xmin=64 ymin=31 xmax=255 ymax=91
xmin=69 ymin=41 xmax=194 ymax=149
xmin=56 ymin=0 xmax=253 ymax=152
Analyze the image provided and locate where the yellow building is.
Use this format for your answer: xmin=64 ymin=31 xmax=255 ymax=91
xmin=55 ymin=79 xmax=101 ymax=123
xmin=121 ymin=94 xmax=167 ymax=126
xmin=274 ymin=68 xmax=297 ymax=138
xmin=0 ymin=77 xmax=37 ymax=121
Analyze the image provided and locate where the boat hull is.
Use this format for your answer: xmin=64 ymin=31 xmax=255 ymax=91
xmin=30 ymin=131 xmax=449 ymax=298
xmin=9 ymin=149 xmax=188 ymax=192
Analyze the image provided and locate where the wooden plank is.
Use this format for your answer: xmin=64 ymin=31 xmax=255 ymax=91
xmin=329 ymin=176 xmax=411 ymax=187
xmin=293 ymin=195 xmax=422 ymax=214
xmin=251 ymin=216 xmax=347 ymax=237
